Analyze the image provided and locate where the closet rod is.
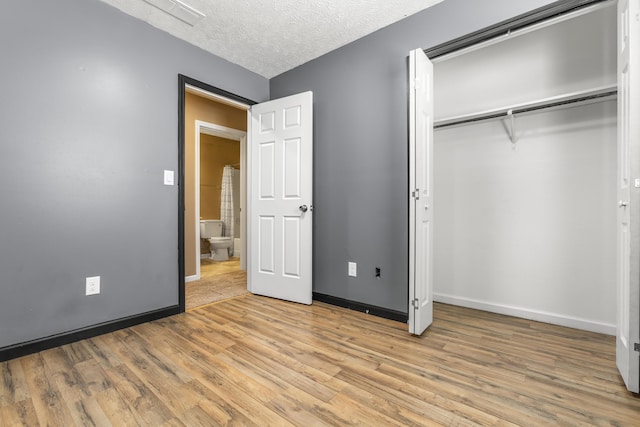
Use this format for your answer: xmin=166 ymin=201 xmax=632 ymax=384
xmin=434 ymin=86 xmax=617 ymax=130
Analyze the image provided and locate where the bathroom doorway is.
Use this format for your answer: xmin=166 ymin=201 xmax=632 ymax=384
xmin=180 ymin=77 xmax=252 ymax=310
xmin=195 ymin=122 xmax=246 ymax=279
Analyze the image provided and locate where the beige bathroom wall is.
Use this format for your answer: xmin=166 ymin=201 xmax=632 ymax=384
xmin=200 ymin=135 xmax=240 ymax=220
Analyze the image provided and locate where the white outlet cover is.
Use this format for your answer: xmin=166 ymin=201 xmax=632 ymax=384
xmin=86 ymin=276 xmax=101 ymax=296
xmin=348 ymin=262 xmax=357 ymax=277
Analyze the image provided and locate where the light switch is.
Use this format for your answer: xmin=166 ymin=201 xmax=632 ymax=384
xmin=164 ymin=170 xmax=174 ymax=186
xmin=635 ymin=178 xmax=640 ymax=188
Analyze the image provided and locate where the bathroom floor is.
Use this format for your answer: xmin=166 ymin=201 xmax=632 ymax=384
xmin=185 ymin=257 xmax=247 ymax=309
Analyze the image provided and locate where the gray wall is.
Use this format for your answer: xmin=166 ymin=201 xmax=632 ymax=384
xmin=270 ymin=0 xmax=557 ymax=313
xmin=0 ymin=0 xmax=268 ymax=348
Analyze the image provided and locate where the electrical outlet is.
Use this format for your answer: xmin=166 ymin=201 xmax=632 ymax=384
xmin=348 ymin=262 xmax=357 ymax=277
xmin=375 ymin=267 xmax=381 ymax=278
xmin=86 ymin=276 xmax=100 ymax=296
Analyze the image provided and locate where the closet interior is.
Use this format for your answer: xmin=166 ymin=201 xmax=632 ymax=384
xmin=431 ymin=1 xmax=618 ymax=333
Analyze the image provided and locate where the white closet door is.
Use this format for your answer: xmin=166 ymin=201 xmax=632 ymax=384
xmin=248 ymin=92 xmax=313 ymax=305
xmin=409 ymin=48 xmax=434 ymax=335
xmin=616 ymin=0 xmax=640 ymax=394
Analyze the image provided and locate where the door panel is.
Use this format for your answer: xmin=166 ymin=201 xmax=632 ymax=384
xmin=249 ymin=92 xmax=313 ymax=305
xmin=258 ymin=216 xmax=275 ymax=273
xmin=283 ymin=216 xmax=301 ymax=277
xmin=616 ymin=0 xmax=639 ymax=393
xmin=409 ymin=48 xmax=434 ymax=335
xmin=259 ymin=142 xmax=275 ymax=198
xmin=284 ymin=138 xmax=301 ymax=198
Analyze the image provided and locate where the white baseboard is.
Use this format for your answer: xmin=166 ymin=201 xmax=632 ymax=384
xmin=185 ymin=274 xmax=200 ymax=283
xmin=434 ymin=293 xmax=616 ymax=336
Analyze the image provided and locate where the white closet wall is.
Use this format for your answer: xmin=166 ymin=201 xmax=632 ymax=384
xmin=432 ymin=4 xmax=617 ymax=334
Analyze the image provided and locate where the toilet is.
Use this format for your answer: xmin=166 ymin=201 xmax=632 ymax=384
xmin=200 ymin=220 xmax=233 ymax=261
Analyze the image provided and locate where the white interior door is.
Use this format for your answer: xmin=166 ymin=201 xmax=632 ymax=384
xmin=248 ymin=91 xmax=313 ymax=305
xmin=409 ymin=48 xmax=434 ymax=335
xmin=616 ymin=0 xmax=639 ymax=393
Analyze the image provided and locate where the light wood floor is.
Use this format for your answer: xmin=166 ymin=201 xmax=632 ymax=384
xmin=1 ymin=295 xmax=639 ymax=426
xmin=186 ymin=258 xmax=247 ymax=309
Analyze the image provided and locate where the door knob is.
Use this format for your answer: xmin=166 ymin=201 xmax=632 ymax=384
xmin=619 ymin=200 xmax=628 ymax=208
xmin=299 ymin=204 xmax=308 ymax=213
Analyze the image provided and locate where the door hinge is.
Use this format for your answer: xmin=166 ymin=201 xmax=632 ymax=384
xmin=412 ymin=188 xmax=420 ymax=200
xmin=412 ymin=298 xmax=419 ymax=309
xmin=634 ymin=343 xmax=640 ymax=352
xmin=414 ymin=76 xmax=423 ymax=91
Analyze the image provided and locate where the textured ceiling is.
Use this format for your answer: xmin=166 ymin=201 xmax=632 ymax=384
xmin=98 ymin=0 xmax=444 ymax=78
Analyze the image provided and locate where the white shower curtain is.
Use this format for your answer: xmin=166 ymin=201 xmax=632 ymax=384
xmin=220 ymin=166 xmax=234 ymax=238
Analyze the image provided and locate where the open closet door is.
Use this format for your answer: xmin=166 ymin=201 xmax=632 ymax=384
xmin=408 ymin=48 xmax=434 ymax=335
xmin=248 ymin=92 xmax=313 ymax=305
xmin=616 ymin=0 xmax=640 ymax=393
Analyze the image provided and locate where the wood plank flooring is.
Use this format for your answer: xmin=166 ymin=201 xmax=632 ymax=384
xmin=186 ymin=258 xmax=247 ymax=309
xmin=1 ymin=295 xmax=639 ymax=426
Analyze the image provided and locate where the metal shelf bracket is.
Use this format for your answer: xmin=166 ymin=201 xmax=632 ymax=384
xmin=504 ymin=109 xmax=517 ymax=143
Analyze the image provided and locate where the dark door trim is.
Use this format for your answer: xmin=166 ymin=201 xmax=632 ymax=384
xmin=177 ymin=74 xmax=256 ymax=312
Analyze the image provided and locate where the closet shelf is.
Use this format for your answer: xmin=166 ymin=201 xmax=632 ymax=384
xmin=434 ymin=84 xmax=618 ymax=129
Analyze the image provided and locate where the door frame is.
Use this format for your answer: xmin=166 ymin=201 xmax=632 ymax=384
xmin=419 ymin=0 xmax=618 ymax=328
xmin=415 ymin=0 xmax=618 ymax=317
xmin=417 ymin=0 xmax=638 ymax=391
xmin=192 ymin=120 xmax=247 ymax=282
xmin=178 ymin=74 xmax=255 ymax=312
